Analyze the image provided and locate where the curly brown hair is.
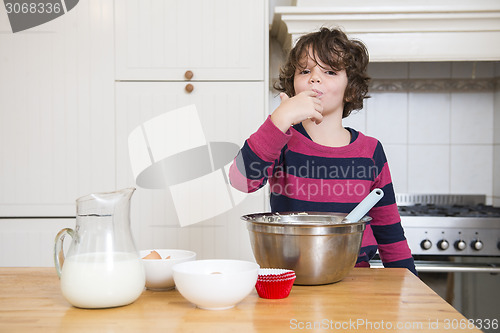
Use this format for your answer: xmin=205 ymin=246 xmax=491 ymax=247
xmin=274 ymin=27 xmax=370 ymax=118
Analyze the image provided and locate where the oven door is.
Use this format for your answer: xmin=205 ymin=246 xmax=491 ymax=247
xmin=409 ymin=259 xmax=500 ymax=273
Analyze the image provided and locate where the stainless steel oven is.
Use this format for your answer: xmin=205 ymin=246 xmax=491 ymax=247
xmin=371 ymin=194 xmax=500 ymax=332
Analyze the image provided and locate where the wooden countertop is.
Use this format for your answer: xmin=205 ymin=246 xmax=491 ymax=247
xmin=0 ymin=267 xmax=482 ymax=332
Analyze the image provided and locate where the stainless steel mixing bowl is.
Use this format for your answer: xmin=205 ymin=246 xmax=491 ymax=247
xmin=242 ymin=212 xmax=370 ymax=285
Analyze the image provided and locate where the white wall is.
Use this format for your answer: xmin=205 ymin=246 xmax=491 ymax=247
xmin=347 ymin=62 xmax=499 ymax=205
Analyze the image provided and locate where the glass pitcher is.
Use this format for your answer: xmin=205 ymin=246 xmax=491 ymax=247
xmin=54 ymin=188 xmax=145 ymax=308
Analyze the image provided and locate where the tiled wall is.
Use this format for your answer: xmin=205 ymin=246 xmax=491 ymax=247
xmin=270 ymin=58 xmax=500 ymax=205
xmin=343 ymin=62 xmax=500 ymax=205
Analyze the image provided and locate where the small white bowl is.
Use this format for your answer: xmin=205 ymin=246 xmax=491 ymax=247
xmin=140 ymin=249 xmax=196 ymax=290
xmin=173 ymin=259 xmax=259 ymax=310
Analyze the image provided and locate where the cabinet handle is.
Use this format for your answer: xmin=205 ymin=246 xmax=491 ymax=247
xmin=185 ymin=84 xmax=194 ymax=93
xmin=184 ymin=70 xmax=194 ymax=80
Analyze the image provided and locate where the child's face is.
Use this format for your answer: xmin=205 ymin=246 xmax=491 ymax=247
xmin=293 ymin=50 xmax=348 ymax=116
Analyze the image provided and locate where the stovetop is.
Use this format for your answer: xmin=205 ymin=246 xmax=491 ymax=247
xmin=398 ymin=204 xmax=500 ymax=218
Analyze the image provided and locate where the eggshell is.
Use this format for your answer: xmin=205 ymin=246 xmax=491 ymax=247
xmin=143 ymin=250 xmax=162 ymax=260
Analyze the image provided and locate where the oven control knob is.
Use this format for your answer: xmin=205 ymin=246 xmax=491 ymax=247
xmin=454 ymin=240 xmax=467 ymax=251
xmin=437 ymin=239 xmax=449 ymax=250
xmin=420 ymin=239 xmax=432 ymax=250
xmin=471 ymin=240 xmax=483 ymax=251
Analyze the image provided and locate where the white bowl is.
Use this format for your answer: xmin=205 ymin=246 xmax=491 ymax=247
xmin=173 ymin=259 xmax=259 ymax=310
xmin=140 ymin=249 xmax=196 ymax=290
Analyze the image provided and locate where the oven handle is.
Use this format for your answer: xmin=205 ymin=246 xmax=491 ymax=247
xmin=369 ymin=260 xmax=500 ymax=273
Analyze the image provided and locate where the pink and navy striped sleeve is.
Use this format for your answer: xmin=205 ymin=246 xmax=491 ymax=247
xmin=229 ymin=116 xmax=291 ymax=193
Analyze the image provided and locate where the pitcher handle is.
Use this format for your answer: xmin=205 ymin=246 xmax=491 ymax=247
xmin=54 ymin=228 xmax=75 ymax=278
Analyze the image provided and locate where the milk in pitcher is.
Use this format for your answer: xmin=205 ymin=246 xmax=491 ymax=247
xmin=60 ymin=252 xmax=145 ymax=308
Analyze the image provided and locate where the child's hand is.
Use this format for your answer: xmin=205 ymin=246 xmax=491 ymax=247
xmin=270 ymin=91 xmax=323 ymax=133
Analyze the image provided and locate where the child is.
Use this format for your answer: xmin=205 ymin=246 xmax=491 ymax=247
xmin=229 ymin=27 xmax=416 ymax=275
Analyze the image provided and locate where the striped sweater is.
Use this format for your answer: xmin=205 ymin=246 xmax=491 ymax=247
xmin=230 ymin=116 xmax=416 ymax=275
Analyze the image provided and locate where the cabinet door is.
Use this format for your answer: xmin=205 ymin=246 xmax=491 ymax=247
xmin=115 ymin=0 xmax=266 ymax=81
xmin=115 ymin=82 xmax=266 ymax=260
xmin=0 ymin=0 xmax=115 ymax=217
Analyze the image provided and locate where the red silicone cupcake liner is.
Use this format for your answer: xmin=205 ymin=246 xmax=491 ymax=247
xmin=255 ymin=268 xmax=296 ymax=299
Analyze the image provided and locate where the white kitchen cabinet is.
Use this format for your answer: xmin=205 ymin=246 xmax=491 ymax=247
xmin=115 ymin=0 xmax=266 ymax=81
xmin=114 ymin=0 xmax=269 ymax=260
xmin=115 ymin=82 xmax=267 ymax=260
xmin=0 ymin=0 xmax=115 ymax=217
xmin=0 ymin=0 xmax=269 ymax=266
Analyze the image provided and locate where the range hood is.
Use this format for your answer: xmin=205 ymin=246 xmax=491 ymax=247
xmin=271 ymin=0 xmax=500 ymax=62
